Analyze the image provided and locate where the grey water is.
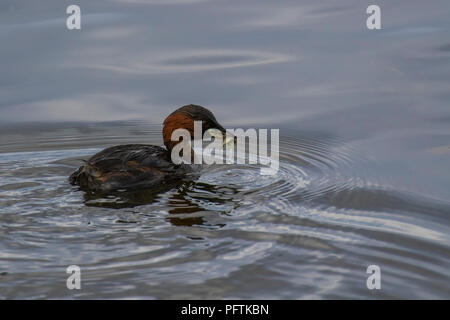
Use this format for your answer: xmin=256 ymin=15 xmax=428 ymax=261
xmin=0 ymin=0 xmax=449 ymax=299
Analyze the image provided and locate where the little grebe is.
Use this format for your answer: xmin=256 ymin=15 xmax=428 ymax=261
xmin=69 ymin=104 xmax=228 ymax=192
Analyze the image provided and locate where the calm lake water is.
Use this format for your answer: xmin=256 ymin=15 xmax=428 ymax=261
xmin=0 ymin=0 xmax=449 ymax=299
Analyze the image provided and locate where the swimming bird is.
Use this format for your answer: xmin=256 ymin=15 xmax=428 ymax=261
xmin=69 ymin=104 xmax=229 ymax=193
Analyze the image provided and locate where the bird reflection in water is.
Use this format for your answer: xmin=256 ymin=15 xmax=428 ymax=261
xmin=82 ymin=180 xmax=239 ymax=227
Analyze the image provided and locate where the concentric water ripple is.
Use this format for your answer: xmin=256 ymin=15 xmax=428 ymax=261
xmin=195 ymin=132 xmax=368 ymax=213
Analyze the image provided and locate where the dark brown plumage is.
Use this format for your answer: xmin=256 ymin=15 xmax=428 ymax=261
xmin=69 ymin=104 xmax=227 ymax=193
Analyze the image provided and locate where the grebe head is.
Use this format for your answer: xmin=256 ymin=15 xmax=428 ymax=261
xmin=163 ymin=104 xmax=228 ymax=151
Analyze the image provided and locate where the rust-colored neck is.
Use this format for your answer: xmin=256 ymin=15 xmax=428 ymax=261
xmin=162 ymin=112 xmax=195 ymax=152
